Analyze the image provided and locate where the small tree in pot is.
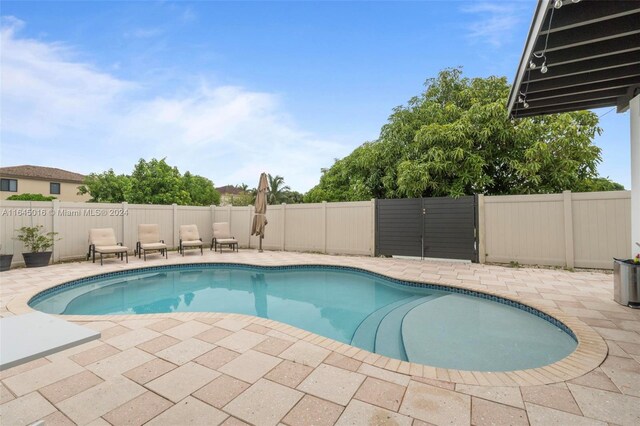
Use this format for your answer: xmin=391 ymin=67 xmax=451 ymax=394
xmin=14 ymin=226 xmax=60 ymax=268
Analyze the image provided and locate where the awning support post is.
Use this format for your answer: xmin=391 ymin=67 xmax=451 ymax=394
xmin=630 ymin=94 xmax=640 ymax=257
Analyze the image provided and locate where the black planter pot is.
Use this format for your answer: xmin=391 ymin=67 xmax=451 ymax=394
xmin=22 ymin=251 xmax=52 ymax=268
xmin=0 ymin=254 xmax=13 ymax=272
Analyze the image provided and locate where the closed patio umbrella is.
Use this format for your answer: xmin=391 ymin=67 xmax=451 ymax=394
xmin=251 ymin=172 xmax=269 ymax=252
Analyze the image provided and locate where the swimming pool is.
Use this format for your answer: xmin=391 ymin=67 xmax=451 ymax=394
xmin=29 ymin=264 xmax=577 ymax=371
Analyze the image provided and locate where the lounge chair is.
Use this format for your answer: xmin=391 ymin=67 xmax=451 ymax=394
xmin=135 ymin=224 xmax=168 ymax=260
xmin=179 ymin=224 xmax=203 ymax=256
xmin=211 ymin=222 xmax=238 ymax=252
xmin=87 ymin=228 xmax=128 ymax=265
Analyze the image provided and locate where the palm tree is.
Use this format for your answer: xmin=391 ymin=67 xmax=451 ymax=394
xmin=267 ymin=174 xmax=290 ymax=204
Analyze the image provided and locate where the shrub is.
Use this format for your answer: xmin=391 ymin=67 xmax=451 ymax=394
xmin=14 ymin=226 xmax=60 ymax=253
xmin=6 ymin=193 xmax=57 ymax=201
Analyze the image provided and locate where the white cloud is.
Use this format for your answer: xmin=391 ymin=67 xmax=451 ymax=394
xmin=0 ymin=18 xmax=350 ymax=192
xmin=461 ymin=2 xmax=529 ymax=48
xmin=1 ymin=17 xmax=133 ymax=140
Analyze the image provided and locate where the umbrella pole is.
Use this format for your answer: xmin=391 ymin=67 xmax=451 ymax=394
xmin=259 ymin=236 xmax=263 ymax=253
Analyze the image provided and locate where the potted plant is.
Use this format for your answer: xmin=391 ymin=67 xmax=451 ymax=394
xmin=14 ymin=225 xmax=60 ymax=268
xmin=0 ymin=244 xmax=13 ymax=272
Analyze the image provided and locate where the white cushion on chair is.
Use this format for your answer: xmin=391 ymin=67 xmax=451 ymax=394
xmin=138 ymin=224 xmax=162 ymax=244
xmin=213 ymin=222 xmax=232 ymax=239
xmin=217 ymin=238 xmax=238 ymax=244
xmin=94 ymin=245 xmax=128 ymax=254
xmin=140 ymin=242 xmax=167 ymax=250
xmin=180 ymin=225 xmax=200 ymax=241
xmin=89 ymin=228 xmax=118 ymax=246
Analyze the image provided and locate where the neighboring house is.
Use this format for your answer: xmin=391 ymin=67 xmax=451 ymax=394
xmin=216 ymin=185 xmax=242 ymax=206
xmin=0 ymin=165 xmax=90 ymax=202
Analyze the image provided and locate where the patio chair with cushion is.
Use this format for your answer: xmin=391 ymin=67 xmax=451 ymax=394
xmin=135 ymin=224 xmax=168 ymax=261
xmin=211 ymin=222 xmax=239 ymax=252
xmin=179 ymin=224 xmax=203 ymax=256
xmin=87 ymin=228 xmax=128 ymax=265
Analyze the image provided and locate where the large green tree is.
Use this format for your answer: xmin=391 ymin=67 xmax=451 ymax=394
xmin=182 ymin=172 xmax=221 ymax=206
xmin=78 ymin=169 xmax=132 ymax=203
xmin=305 ymin=68 xmax=622 ymax=202
xmin=78 ymin=159 xmax=220 ymax=206
xmin=128 ymin=158 xmax=189 ymax=205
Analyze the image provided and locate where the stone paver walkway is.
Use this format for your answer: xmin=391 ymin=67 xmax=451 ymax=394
xmin=1 ymin=250 xmax=639 ymax=425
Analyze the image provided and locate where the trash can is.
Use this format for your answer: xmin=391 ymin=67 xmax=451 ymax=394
xmin=613 ymin=259 xmax=640 ymax=308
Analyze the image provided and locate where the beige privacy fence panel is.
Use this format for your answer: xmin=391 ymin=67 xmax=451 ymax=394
xmin=481 ymin=191 xmax=631 ymax=269
xmin=284 ymin=204 xmax=325 ymax=253
xmin=0 ymin=200 xmax=376 ymax=264
xmin=327 ymin=201 xmax=376 ymax=256
xmin=571 ymin=192 xmax=631 ymax=269
xmin=2 ymin=192 xmax=627 ymax=269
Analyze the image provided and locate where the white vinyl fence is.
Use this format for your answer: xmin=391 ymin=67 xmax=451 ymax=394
xmin=0 ymin=191 xmax=631 ymax=269
xmin=0 ymin=200 xmax=376 ymax=264
xmin=479 ymin=190 xmax=631 ymax=269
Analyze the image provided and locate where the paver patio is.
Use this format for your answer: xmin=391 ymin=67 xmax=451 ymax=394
xmin=1 ymin=250 xmax=639 ymax=425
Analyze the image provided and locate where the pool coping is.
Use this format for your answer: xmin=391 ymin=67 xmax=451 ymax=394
xmin=6 ymin=259 xmax=608 ymax=386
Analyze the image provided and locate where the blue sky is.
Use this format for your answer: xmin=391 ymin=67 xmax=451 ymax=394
xmin=0 ymin=1 xmax=631 ymax=192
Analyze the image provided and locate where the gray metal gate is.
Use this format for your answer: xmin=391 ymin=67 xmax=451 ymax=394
xmin=375 ymin=196 xmax=478 ymax=262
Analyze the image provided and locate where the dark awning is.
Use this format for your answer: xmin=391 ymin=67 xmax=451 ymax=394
xmin=507 ymin=0 xmax=640 ymax=118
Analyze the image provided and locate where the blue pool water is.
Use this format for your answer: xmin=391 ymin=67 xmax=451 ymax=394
xmin=30 ymin=264 xmax=577 ymax=371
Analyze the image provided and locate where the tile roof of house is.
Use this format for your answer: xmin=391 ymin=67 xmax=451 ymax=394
xmin=216 ymin=185 xmax=242 ymax=195
xmin=0 ymin=165 xmax=86 ymax=183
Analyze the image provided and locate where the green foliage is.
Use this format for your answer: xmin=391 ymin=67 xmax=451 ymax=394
xmin=227 ymin=178 xmax=302 ymax=205
xmin=574 ymin=177 xmax=625 ymax=192
xmin=78 ymin=170 xmax=132 ymax=203
xmin=6 ymin=193 xmax=57 ymax=201
xmin=230 ymin=192 xmax=255 ymax=206
xmin=267 ymin=174 xmax=291 ymax=204
xmin=14 ymin=225 xmax=60 ymax=253
xmin=182 ymin=172 xmax=221 ymax=206
xmin=78 ymin=159 xmax=220 ymax=206
xmin=304 ymin=146 xmax=377 ymax=203
xmin=129 ymin=158 xmax=189 ymax=205
xmin=280 ymin=190 xmax=304 ymax=204
xmin=305 ymin=68 xmax=621 ymax=201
